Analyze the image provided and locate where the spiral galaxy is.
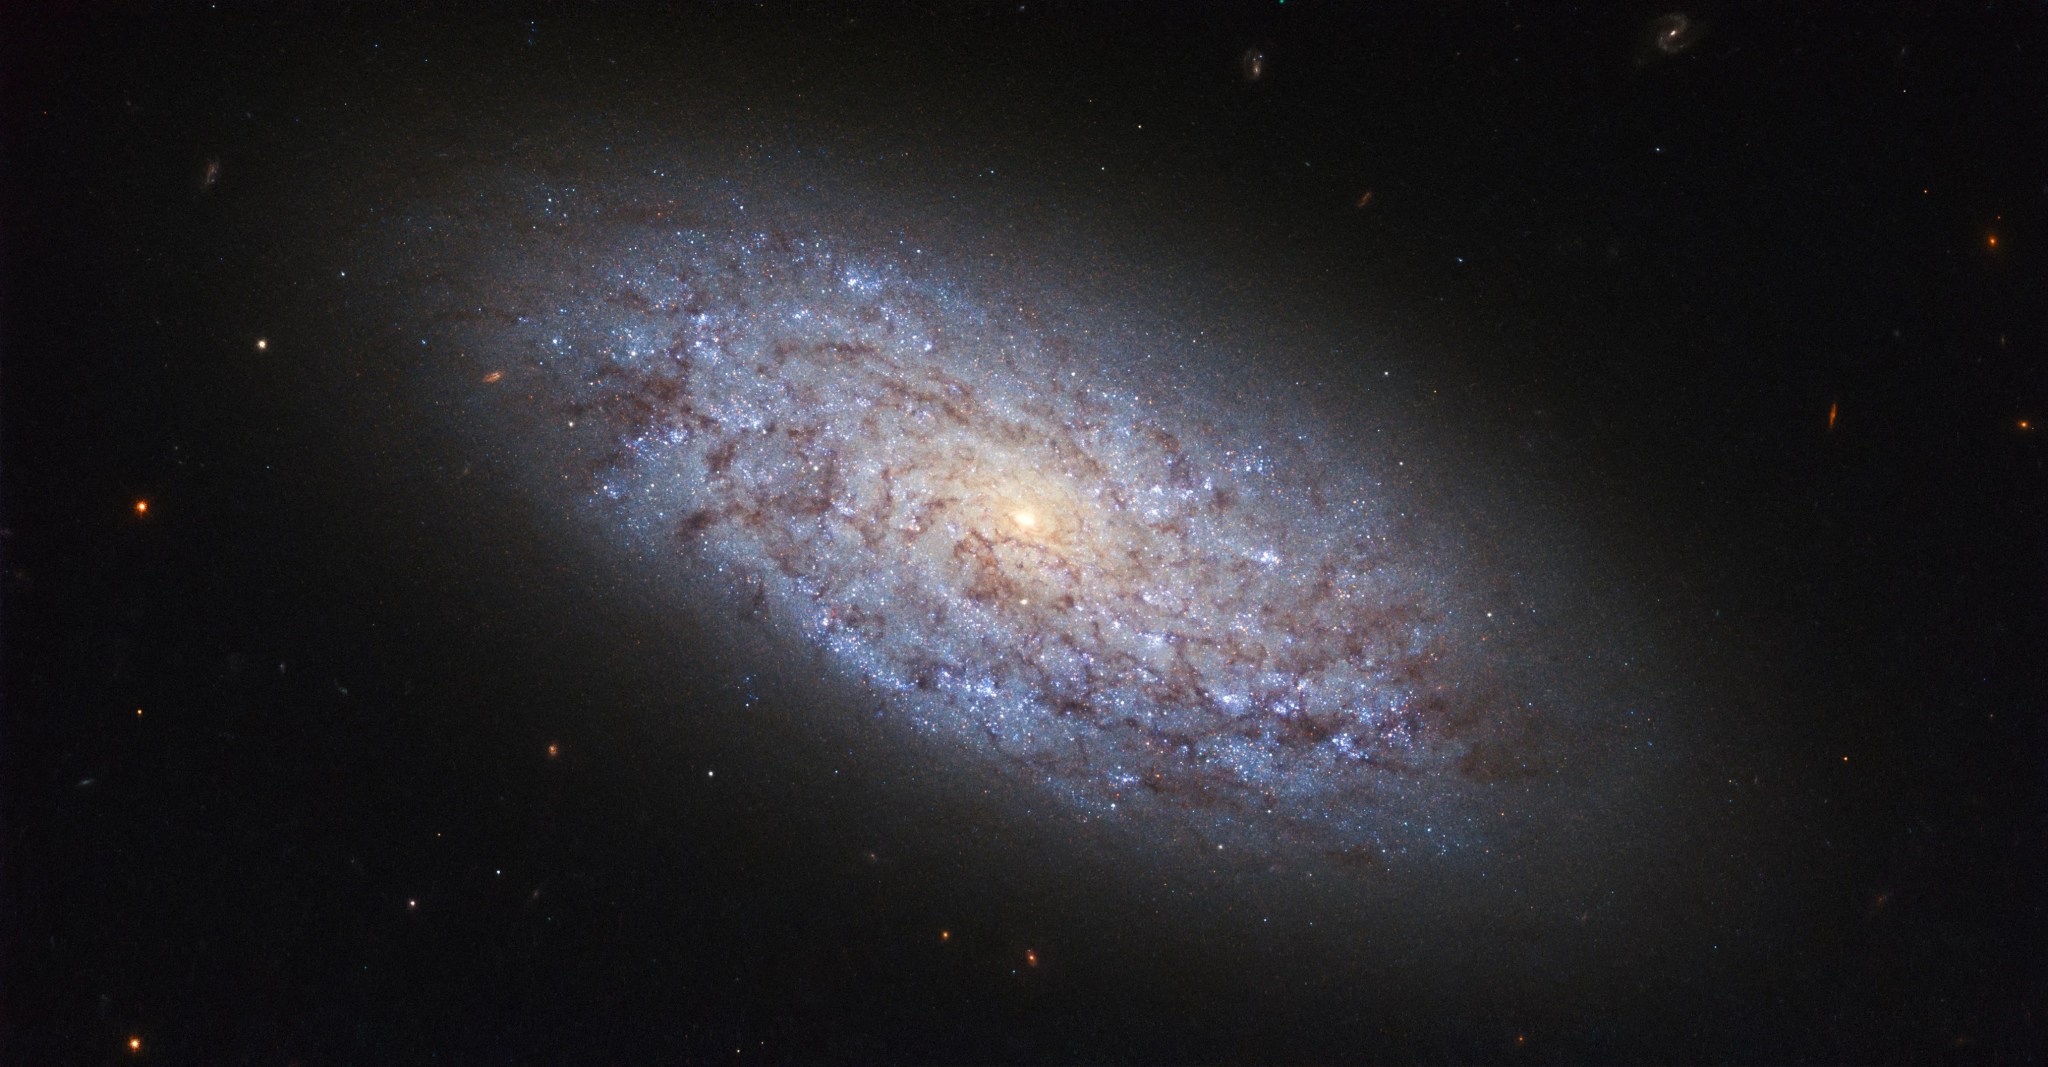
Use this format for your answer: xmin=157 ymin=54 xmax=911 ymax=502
xmin=400 ymin=188 xmax=1572 ymax=861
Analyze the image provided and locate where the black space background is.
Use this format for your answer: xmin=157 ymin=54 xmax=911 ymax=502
xmin=3 ymin=2 xmax=2044 ymax=1063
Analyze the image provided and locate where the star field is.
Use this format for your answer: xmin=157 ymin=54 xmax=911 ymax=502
xmin=9 ymin=4 xmax=2041 ymax=1062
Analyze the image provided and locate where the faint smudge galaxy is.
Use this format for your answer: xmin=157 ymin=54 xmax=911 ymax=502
xmin=413 ymin=194 xmax=1568 ymax=860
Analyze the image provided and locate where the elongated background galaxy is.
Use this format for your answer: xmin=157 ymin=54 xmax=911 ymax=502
xmin=6 ymin=3 xmax=2043 ymax=1062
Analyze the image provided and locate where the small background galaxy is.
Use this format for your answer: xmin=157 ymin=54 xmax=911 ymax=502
xmin=5 ymin=3 xmax=2044 ymax=1063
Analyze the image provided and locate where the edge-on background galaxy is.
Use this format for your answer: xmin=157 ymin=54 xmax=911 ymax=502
xmin=342 ymin=114 xmax=1673 ymax=882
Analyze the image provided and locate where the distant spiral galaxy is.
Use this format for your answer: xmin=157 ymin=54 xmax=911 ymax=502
xmin=382 ymin=163 xmax=1634 ymax=865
